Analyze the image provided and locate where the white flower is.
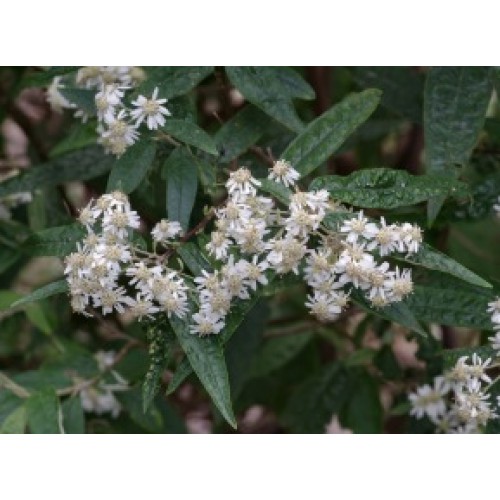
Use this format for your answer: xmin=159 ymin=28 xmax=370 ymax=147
xmin=225 ymin=167 xmax=261 ymax=199
xmin=409 ymin=377 xmax=448 ymax=421
xmin=190 ymin=310 xmax=225 ymax=336
xmin=151 ymin=219 xmax=183 ymax=243
xmin=128 ymin=293 xmax=160 ymax=320
xmin=159 ymin=293 xmax=188 ymax=319
xmin=305 ymin=291 xmax=345 ymax=322
xmin=268 ymin=159 xmax=300 ymax=187
xmin=384 ymin=267 xmax=413 ymax=302
xmin=399 ymin=223 xmax=423 ymax=254
xmin=339 ymin=211 xmax=378 ymax=244
xmin=489 ymin=331 xmax=500 ymax=352
xmin=493 ymin=195 xmax=500 ymax=216
xmin=95 ymin=84 xmax=124 ymax=124
xmin=46 ymin=76 xmax=73 ymax=113
xmin=366 ymin=217 xmax=399 ymax=256
xmin=130 ymin=87 xmax=171 ymax=130
xmin=206 ymin=230 xmax=232 ymax=261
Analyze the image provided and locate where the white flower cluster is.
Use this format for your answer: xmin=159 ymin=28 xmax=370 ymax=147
xmin=64 ymin=191 xmax=188 ymax=321
xmin=409 ymin=353 xmax=498 ymax=433
xmin=488 ymin=298 xmax=500 ymax=351
xmin=66 ymin=161 xmax=421 ymax=338
xmin=79 ymin=350 xmax=128 ymax=418
xmin=197 ymin=160 xmax=420 ymax=332
xmin=47 ymin=66 xmax=171 ymax=157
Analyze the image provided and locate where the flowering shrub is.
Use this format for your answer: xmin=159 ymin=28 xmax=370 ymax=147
xmin=1 ymin=66 xmax=499 ymax=433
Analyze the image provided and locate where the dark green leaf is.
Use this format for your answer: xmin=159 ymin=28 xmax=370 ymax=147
xmin=225 ymin=66 xmax=304 ymax=133
xmin=405 ymin=272 xmax=496 ymax=330
xmin=0 ymin=146 xmax=114 ymax=198
xmin=249 ymin=333 xmax=312 ymax=379
xmin=225 ymin=301 xmax=268 ymax=398
xmin=50 ymin=121 xmax=97 ymax=157
xmin=61 ymin=397 xmax=85 ymax=434
xmin=282 ymin=89 xmax=381 ymax=177
xmin=393 ymin=243 xmax=492 ymax=288
xmin=310 ymin=168 xmax=469 ymax=209
xmin=214 ymin=105 xmax=270 ymax=163
xmin=107 ymin=140 xmax=157 ymax=194
xmin=274 ymin=67 xmax=315 ymax=100
xmin=283 ymin=363 xmax=352 ymax=433
xmin=166 ymin=357 xmax=193 ymax=395
xmin=340 ymin=370 xmax=383 ymax=433
xmin=11 ymin=280 xmax=68 ymax=308
xmin=138 ymin=67 xmax=214 ymax=99
xmin=162 ymin=119 xmax=218 ymax=155
xmin=443 ymin=345 xmax=497 ymax=370
xmin=58 ymin=87 xmax=96 ymax=115
xmin=425 ymin=67 xmax=492 ymax=223
xmin=117 ymin=388 xmax=164 ymax=433
xmin=0 ymin=405 xmax=26 ymax=434
xmin=258 ymin=178 xmax=292 ymax=205
xmin=163 ymin=148 xmax=198 ymax=231
xmin=353 ymin=67 xmax=424 ymax=122
xmin=167 ymin=301 xmax=236 ymax=428
xmin=26 ymin=388 xmax=62 ymax=434
xmin=177 ymin=242 xmax=213 ymax=276
xmin=21 ymin=223 xmax=85 ymax=257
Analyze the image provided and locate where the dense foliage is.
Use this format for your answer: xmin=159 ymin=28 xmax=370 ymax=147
xmin=1 ymin=66 xmax=499 ymax=434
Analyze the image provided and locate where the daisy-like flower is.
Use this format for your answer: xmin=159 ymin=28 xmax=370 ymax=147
xmin=151 ymin=219 xmax=183 ymax=243
xmin=95 ymin=84 xmax=124 ymax=124
xmin=487 ymin=297 xmax=500 ymax=325
xmin=225 ymin=167 xmax=261 ymax=199
xmin=206 ymin=230 xmax=232 ymax=261
xmin=409 ymin=376 xmax=448 ymax=421
xmin=268 ymin=159 xmax=300 ymax=187
xmin=190 ymin=309 xmax=225 ymax=336
xmin=130 ymin=87 xmax=171 ymax=130
xmin=399 ymin=223 xmax=423 ymax=254
xmin=489 ymin=331 xmax=500 ymax=352
xmin=305 ymin=291 xmax=344 ymax=322
xmin=366 ymin=217 xmax=399 ymax=256
xmin=339 ymin=211 xmax=378 ymax=244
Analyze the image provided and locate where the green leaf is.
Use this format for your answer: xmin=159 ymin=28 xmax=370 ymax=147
xmin=163 ymin=148 xmax=198 ymax=231
xmin=25 ymin=303 xmax=54 ymax=335
xmin=107 ymin=140 xmax=157 ymax=194
xmin=166 ymin=357 xmax=193 ymax=395
xmin=21 ymin=223 xmax=85 ymax=257
xmin=138 ymin=67 xmax=214 ymax=99
xmin=249 ymin=333 xmax=313 ymax=379
xmin=161 ymin=119 xmax=218 ymax=155
xmin=177 ymin=242 xmax=213 ymax=276
xmin=353 ymin=67 xmax=424 ymax=122
xmin=0 ymin=405 xmax=26 ymax=434
xmin=350 ymin=289 xmax=426 ymax=335
xmin=225 ymin=66 xmax=304 ymax=133
xmin=61 ymin=397 xmax=85 ymax=434
xmin=340 ymin=370 xmax=383 ymax=433
xmin=11 ymin=280 xmax=68 ymax=308
xmin=274 ymin=67 xmax=315 ymax=100
xmin=19 ymin=67 xmax=79 ymax=89
xmin=225 ymin=301 xmax=268 ymax=398
xmin=0 ymin=146 xmax=114 ymax=198
xmin=258 ymin=178 xmax=292 ymax=205
xmin=424 ymin=67 xmax=492 ymax=223
xmin=214 ymin=105 xmax=270 ymax=163
xmin=167 ymin=301 xmax=236 ymax=428
xmin=143 ymin=322 xmax=175 ymax=413
xmin=59 ymin=87 xmax=96 ymax=115
xmin=443 ymin=345 xmax=497 ymax=370
xmin=117 ymin=388 xmax=164 ymax=433
xmin=309 ymin=168 xmax=469 ymax=209
xmin=282 ymin=363 xmax=352 ymax=433
xmin=50 ymin=121 xmax=97 ymax=157
xmin=282 ymin=89 xmax=381 ymax=177
xmin=404 ymin=272 xmax=496 ymax=330
xmin=26 ymin=388 xmax=62 ymax=434
xmin=393 ymin=243 xmax=492 ymax=289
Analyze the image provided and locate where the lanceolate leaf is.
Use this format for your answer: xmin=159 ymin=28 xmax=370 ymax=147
xmin=176 ymin=242 xmax=213 ymax=276
xmin=214 ymin=105 xmax=270 ymax=163
xmin=392 ymin=243 xmax=492 ymax=289
xmin=424 ymin=67 xmax=492 ymax=223
xmin=163 ymin=148 xmax=198 ymax=231
xmin=309 ymin=168 xmax=468 ymax=209
xmin=167 ymin=301 xmax=237 ymax=428
xmin=21 ymin=224 xmax=85 ymax=257
xmin=225 ymin=66 xmax=304 ymax=133
xmin=273 ymin=67 xmax=315 ymax=100
xmin=281 ymin=89 xmax=381 ymax=177
xmin=61 ymin=397 xmax=85 ymax=434
xmin=404 ymin=272 xmax=496 ymax=330
xmin=161 ymin=119 xmax=218 ymax=155
xmin=107 ymin=140 xmax=157 ymax=194
xmin=0 ymin=146 xmax=114 ymax=198
xmin=258 ymin=178 xmax=292 ymax=205
xmin=11 ymin=280 xmax=68 ymax=308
